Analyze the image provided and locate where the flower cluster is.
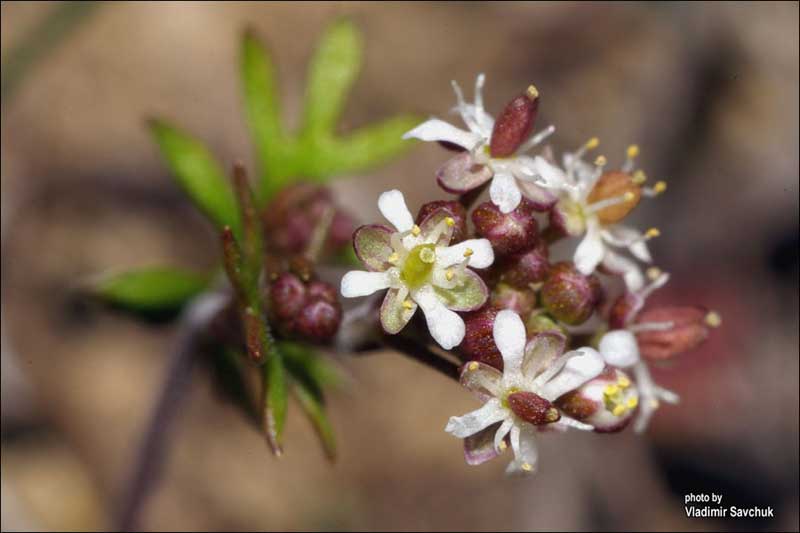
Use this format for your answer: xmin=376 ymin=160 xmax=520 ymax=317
xmin=341 ymin=75 xmax=720 ymax=474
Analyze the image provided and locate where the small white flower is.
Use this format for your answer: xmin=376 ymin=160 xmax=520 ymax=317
xmin=445 ymin=310 xmax=605 ymax=474
xmin=341 ymin=190 xmax=494 ymax=350
xmin=403 ymin=74 xmax=557 ymax=214
xmin=531 ymin=144 xmax=666 ymax=291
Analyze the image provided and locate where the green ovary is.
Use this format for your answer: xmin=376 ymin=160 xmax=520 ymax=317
xmin=400 ymin=244 xmax=436 ymax=289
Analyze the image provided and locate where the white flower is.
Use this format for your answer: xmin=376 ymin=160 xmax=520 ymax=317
xmin=597 ymin=270 xmax=679 ymax=432
xmin=445 ymin=310 xmax=605 ymax=474
xmin=403 ymin=74 xmax=557 ymax=214
xmin=340 ymin=190 xmax=494 ymax=350
xmin=531 ymin=143 xmax=667 ymax=291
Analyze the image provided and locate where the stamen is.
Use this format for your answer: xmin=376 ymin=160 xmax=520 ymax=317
xmin=521 ymin=462 xmax=533 ymax=472
xmin=644 ymin=227 xmax=661 ymax=239
xmin=463 ymin=248 xmax=474 ymax=258
xmin=705 ymin=311 xmax=722 ymax=328
xmin=629 ymin=321 xmax=674 ymax=333
xmin=402 ymin=299 xmax=415 ymax=310
xmin=643 ymin=181 xmax=667 ymax=197
xmin=627 ymin=145 xmax=640 ymax=159
xmin=626 ymin=396 xmax=639 ymax=409
xmin=445 ymin=216 xmax=455 ymax=227
xmin=585 ymin=137 xmax=600 ymax=150
xmin=526 ymin=84 xmax=539 ymax=99
xmin=445 ymin=269 xmax=455 ymax=281
xmin=631 ymin=169 xmax=647 ymax=185
xmin=411 ymin=225 xmax=421 ymax=236
xmin=646 ymin=267 xmax=662 ymax=281
xmin=586 ymin=191 xmax=635 ymax=214
xmin=467 ymin=361 xmax=479 ymax=371
xmin=545 ymin=408 xmax=560 ymax=422
xmin=617 ymin=375 xmax=631 ymax=388
xmin=604 ymin=384 xmax=620 ymax=397
xmin=594 ymin=155 xmax=608 ymax=167
xmin=612 ymin=405 xmax=626 ymax=417
xmin=498 ymin=440 xmax=507 ymax=451
xmin=387 ymin=252 xmax=400 ymax=263
xmin=474 ymin=73 xmax=485 ymax=113
xmin=519 ymin=124 xmax=556 ymax=152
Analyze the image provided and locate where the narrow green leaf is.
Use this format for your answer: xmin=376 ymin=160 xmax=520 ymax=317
xmin=92 ymin=267 xmax=209 ymax=312
xmin=149 ymin=119 xmax=241 ymax=237
xmin=263 ymin=351 xmax=288 ymax=454
xmin=282 ymin=342 xmax=343 ymax=389
xmin=301 ymin=19 xmax=362 ymax=138
xmin=293 ymin=382 xmax=337 ymax=461
xmin=309 ymin=114 xmax=419 ymax=178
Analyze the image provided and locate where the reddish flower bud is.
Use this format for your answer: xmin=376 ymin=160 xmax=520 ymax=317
xmin=295 ymin=297 xmax=342 ymax=342
xmin=491 ymin=282 xmax=536 ymax=316
xmin=269 ymin=273 xmax=306 ymax=322
xmin=263 ymin=182 xmax=355 ymax=255
xmin=497 ymin=241 xmax=550 ymax=288
xmin=460 ymin=307 xmax=503 ymax=370
xmin=415 ymin=200 xmax=468 ymax=243
xmin=608 ymin=292 xmax=640 ymax=329
xmin=489 ymin=85 xmax=539 ymax=158
xmin=472 ymin=199 xmax=539 ymax=255
xmin=635 ymin=306 xmax=717 ymax=360
xmin=556 ymin=368 xmax=637 ymax=433
xmin=540 ymin=262 xmax=603 ymax=325
xmin=507 ymin=391 xmax=560 ymax=425
xmin=307 ymin=280 xmax=338 ymax=305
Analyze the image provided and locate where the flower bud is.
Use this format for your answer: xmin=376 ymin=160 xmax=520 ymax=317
xmin=263 ymin=182 xmax=355 ymax=255
xmin=295 ymin=297 xmax=342 ymax=342
xmin=489 ymin=85 xmax=539 ymax=158
xmin=540 ymin=262 xmax=603 ymax=325
xmin=415 ymin=200 xmax=468 ymax=243
xmin=634 ymin=306 xmax=716 ymax=360
xmin=472 ymin=199 xmax=539 ymax=255
xmin=460 ymin=307 xmax=503 ymax=370
xmin=491 ymin=282 xmax=536 ymax=316
xmin=608 ymin=292 xmax=640 ymax=329
xmin=497 ymin=241 xmax=550 ymax=288
xmin=586 ymin=171 xmax=641 ymax=225
xmin=525 ymin=311 xmax=565 ymax=336
xmin=269 ymin=273 xmax=307 ymax=322
xmin=556 ymin=368 xmax=638 ymax=433
xmin=507 ymin=391 xmax=560 ymax=425
xmin=307 ymin=280 xmax=338 ymax=304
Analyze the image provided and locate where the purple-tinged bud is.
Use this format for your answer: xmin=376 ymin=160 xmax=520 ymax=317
xmin=489 ymin=85 xmax=539 ymax=158
xmin=507 ymin=391 xmax=560 ymax=425
xmin=415 ymin=200 xmax=468 ymax=243
xmin=295 ymin=297 xmax=342 ymax=342
xmin=540 ymin=262 xmax=603 ymax=325
xmin=556 ymin=368 xmax=638 ymax=433
xmin=307 ymin=280 xmax=338 ymax=305
xmin=460 ymin=307 xmax=503 ymax=370
xmin=472 ymin=199 xmax=539 ymax=255
xmin=269 ymin=273 xmax=307 ymax=322
xmin=491 ymin=282 xmax=536 ymax=316
xmin=634 ymin=306 xmax=719 ymax=361
xmin=608 ymin=292 xmax=639 ymax=329
xmin=498 ymin=241 xmax=550 ymax=288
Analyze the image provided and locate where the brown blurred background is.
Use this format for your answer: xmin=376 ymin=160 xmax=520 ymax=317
xmin=1 ymin=2 xmax=798 ymax=531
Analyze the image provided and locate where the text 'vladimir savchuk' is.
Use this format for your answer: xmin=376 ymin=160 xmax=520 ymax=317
xmin=684 ymin=493 xmax=774 ymax=518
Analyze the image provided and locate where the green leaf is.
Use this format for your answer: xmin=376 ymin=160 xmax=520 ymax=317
xmin=149 ymin=119 xmax=241 ymax=237
xmin=282 ymin=342 xmax=343 ymax=390
xmin=263 ymin=351 xmax=288 ymax=454
xmin=307 ymin=114 xmax=419 ymax=178
xmin=91 ymin=267 xmax=210 ymax=312
xmin=301 ymin=19 xmax=362 ymax=138
xmin=293 ymin=381 xmax=337 ymax=461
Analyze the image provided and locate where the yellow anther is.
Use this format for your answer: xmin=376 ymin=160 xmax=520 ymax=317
xmin=445 ymin=217 xmax=455 ymax=227
xmin=463 ymin=248 xmax=474 ymax=258
xmin=612 ymin=404 xmax=627 ymax=417
xmin=627 ymin=144 xmax=640 ymax=159
xmin=387 ymin=252 xmax=400 ymax=263
xmin=498 ymin=440 xmax=508 ymax=451
xmin=645 ymin=227 xmax=661 ymax=239
xmin=594 ymin=155 xmax=607 ymax=167
xmin=546 ymin=408 xmax=560 ymax=423
xmin=617 ymin=375 xmax=631 ymax=388
xmin=521 ymin=462 xmax=533 ymax=472
xmin=705 ymin=311 xmax=722 ymax=328
xmin=649 ymin=399 xmax=660 ymax=409
xmin=445 ymin=269 xmax=455 ymax=281
xmin=646 ymin=267 xmax=662 ymax=280
xmin=622 ymin=191 xmax=636 ymax=202
xmin=585 ymin=137 xmax=600 ymax=150
xmin=402 ymin=299 xmax=414 ymax=310
xmin=467 ymin=361 xmax=479 ymax=371
xmin=653 ymin=181 xmax=667 ymax=194
xmin=632 ymin=169 xmax=647 ymax=184
xmin=604 ymin=384 xmax=620 ymax=397
xmin=526 ymin=84 xmax=539 ymax=99
xmin=626 ymin=396 xmax=639 ymax=409
xmin=411 ymin=225 xmax=421 ymax=236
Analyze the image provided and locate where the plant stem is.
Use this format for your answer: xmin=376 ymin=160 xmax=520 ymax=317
xmin=115 ymin=291 xmax=228 ymax=531
xmin=382 ymin=333 xmax=460 ymax=381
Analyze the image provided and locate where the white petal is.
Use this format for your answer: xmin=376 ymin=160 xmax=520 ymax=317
xmin=340 ymin=271 xmax=391 ymax=298
xmin=489 ymin=172 xmax=522 ymax=214
xmin=414 ymin=286 xmax=465 ymax=349
xmin=574 ymin=220 xmax=605 ymax=275
xmin=604 ymin=225 xmax=652 ymax=262
xmin=402 ymin=118 xmax=481 ymax=150
xmin=493 ymin=418 xmax=514 ymax=452
xmin=599 ymin=329 xmax=640 ymax=368
xmin=505 ymin=424 xmax=538 ymax=475
xmin=445 ymin=399 xmax=507 ymax=438
xmin=632 ymin=361 xmax=679 ymax=433
xmin=532 ymin=155 xmax=568 ymax=189
xmin=540 ymin=347 xmax=605 ymax=401
xmin=436 ymin=239 xmax=494 ymax=269
xmin=378 ymin=189 xmax=414 ymax=233
xmin=493 ymin=310 xmax=526 ymax=379
xmin=601 ymin=251 xmax=645 ymax=292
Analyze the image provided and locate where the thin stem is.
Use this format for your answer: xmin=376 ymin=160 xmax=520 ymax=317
xmin=115 ymin=291 xmax=228 ymax=531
